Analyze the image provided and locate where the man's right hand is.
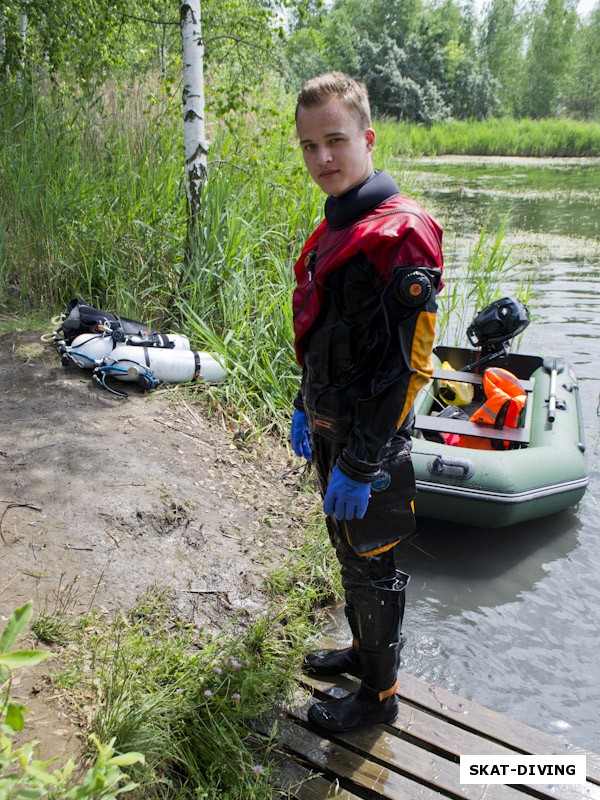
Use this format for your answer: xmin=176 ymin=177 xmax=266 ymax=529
xmin=290 ymin=409 xmax=312 ymax=460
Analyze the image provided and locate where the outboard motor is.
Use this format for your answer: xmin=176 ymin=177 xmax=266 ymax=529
xmin=464 ymin=296 xmax=530 ymax=371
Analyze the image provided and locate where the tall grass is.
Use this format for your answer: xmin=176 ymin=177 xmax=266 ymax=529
xmin=179 ymin=128 xmax=321 ymax=437
xmin=0 ymin=81 xmax=185 ymax=322
xmin=437 ymin=218 xmax=532 ymax=347
xmin=376 ymin=117 xmax=600 ymax=157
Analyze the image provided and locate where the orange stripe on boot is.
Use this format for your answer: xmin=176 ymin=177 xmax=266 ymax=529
xmin=378 ymin=680 xmax=399 ymax=701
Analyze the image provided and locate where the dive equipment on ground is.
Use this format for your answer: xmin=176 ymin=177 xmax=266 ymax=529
xmin=53 ymin=299 xmax=154 ymax=344
xmin=48 ymin=298 xmax=226 ymax=397
xmin=60 ymin=331 xmax=191 ymax=369
xmin=98 ymin=345 xmax=225 ymax=386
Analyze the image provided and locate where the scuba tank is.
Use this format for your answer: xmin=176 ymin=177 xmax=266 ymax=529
xmin=111 ymin=331 xmax=191 ymax=350
xmin=62 ymin=331 xmax=191 ymax=369
xmin=61 ymin=332 xmax=115 ymax=368
xmin=95 ymin=346 xmax=226 ymax=389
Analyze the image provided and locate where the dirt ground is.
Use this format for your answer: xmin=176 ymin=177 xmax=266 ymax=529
xmin=0 ymin=329 xmax=315 ymax=762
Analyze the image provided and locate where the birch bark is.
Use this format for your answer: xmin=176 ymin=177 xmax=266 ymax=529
xmin=18 ymin=7 xmax=26 ymax=82
xmin=180 ymin=0 xmax=208 ymax=226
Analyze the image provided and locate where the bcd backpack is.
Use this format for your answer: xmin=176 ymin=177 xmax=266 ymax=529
xmin=56 ymin=299 xmax=154 ymax=344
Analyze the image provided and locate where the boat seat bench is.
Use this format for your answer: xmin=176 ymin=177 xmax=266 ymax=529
xmin=431 ymin=368 xmax=535 ymax=393
xmin=414 ymin=367 xmax=534 ymax=445
xmin=413 ymin=414 xmax=530 ymax=445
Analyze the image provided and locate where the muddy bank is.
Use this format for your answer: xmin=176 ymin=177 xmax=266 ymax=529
xmin=0 ymin=329 xmax=314 ymax=759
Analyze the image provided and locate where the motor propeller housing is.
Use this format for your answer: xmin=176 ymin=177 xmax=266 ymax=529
xmin=467 ymin=296 xmax=530 ymax=348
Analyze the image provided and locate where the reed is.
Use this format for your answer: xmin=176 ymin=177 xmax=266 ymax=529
xmin=0 ymin=81 xmax=185 ymax=322
xmin=376 ymin=117 xmax=600 ymax=157
xmin=437 ymin=218 xmax=531 ymax=347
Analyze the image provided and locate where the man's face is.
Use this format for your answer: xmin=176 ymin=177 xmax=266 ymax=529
xmin=296 ymin=97 xmax=375 ymax=197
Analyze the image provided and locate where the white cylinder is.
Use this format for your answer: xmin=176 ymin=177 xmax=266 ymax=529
xmin=106 ymin=346 xmax=225 ymax=384
xmin=198 ymin=352 xmax=227 ymax=383
xmin=68 ymin=333 xmax=113 ymax=367
xmin=164 ymin=333 xmax=190 ymax=350
xmin=118 ymin=332 xmax=191 ymax=350
xmin=68 ymin=331 xmax=191 ymax=368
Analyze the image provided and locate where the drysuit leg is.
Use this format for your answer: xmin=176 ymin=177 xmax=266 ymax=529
xmin=311 ymin=433 xmax=409 ymax=690
xmin=307 ymin=530 xmax=408 ymax=731
xmin=331 ymin=523 xmax=408 ymax=690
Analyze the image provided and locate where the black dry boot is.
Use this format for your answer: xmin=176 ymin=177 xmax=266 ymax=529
xmin=308 ymin=639 xmax=401 ymax=732
xmin=307 ymin=680 xmax=399 ymax=732
xmin=302 ymin=644 xmax=362 ymax=678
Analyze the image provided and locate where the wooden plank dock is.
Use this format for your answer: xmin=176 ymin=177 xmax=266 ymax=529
xmin=277 ymin=669 xmax=600 ymax=800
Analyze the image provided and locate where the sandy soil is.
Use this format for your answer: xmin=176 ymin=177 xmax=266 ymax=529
xmin=0 ymin=329 xmax=314 ymax=762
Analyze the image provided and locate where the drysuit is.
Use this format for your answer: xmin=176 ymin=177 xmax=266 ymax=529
xmin=293 ymin=170 xmax=444 ymax=692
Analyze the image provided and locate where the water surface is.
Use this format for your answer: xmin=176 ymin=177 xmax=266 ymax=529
xmin=330 ymin=156 xmax=600 ymax=751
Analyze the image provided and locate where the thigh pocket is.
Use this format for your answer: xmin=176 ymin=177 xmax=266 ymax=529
xmin=343 ymin=456 xmax=416 ymax=557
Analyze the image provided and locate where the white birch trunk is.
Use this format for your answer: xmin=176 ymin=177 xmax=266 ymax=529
xmin=17 ymin=8 xmax=27 ymax=82
xmin=180 ymin=0 xmax=208 ymax=224
xmin=0 ymin=11 xmax=6 ymax=72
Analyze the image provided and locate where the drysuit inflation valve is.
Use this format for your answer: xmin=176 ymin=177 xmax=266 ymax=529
xmin=395 ymin=271 xmax=433 ymax=307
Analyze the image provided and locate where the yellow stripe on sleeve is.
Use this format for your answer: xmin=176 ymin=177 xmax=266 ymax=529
xmin=397 ymin=311 xmax=436 ymax=429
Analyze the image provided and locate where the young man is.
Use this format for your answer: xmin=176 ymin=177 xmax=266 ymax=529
xmin=290 ymin=73 xmax=444 ymax=732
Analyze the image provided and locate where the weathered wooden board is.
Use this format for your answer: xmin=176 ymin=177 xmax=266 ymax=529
xmin=291 ymin=700 xmax=525 ymax=800
xmin=279 ymin=720 xmax=448 ymax=800
xmin=277 ymin=759 xmax=364 ymax=800
xmin=393 ymin=671 xmax=600 ymax=784
xmin=277 ymin=670 xmax=600 ymax=800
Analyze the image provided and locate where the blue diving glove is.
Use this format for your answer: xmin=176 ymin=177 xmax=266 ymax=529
xmin=323 ymin=465 xmax=371 ymax=521
xmin=290 ymin=409 xmax=312 ymax=460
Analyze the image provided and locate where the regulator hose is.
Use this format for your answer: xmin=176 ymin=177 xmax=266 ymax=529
xmin=92 ymin=365 xmax=131 ymax=398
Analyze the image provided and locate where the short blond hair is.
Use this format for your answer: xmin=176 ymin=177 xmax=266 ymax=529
xmin=295 ymin=72 xmax=372 ymax=130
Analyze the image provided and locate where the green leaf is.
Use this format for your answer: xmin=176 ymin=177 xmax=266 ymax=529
xmin=4 ymin=701 xmax=27 ymax=732
xmin=108 ymin=752 xmax=145 ymax=767
xmin=0 ymin=650 xmax=54 ymax=670
xmin=23 ymin=761 xmax=60 ymax=785
xmin=0 ymin=601 xmax=33 ymax=654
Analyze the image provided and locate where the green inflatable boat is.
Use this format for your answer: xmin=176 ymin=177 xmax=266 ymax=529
xmin=411 ymin=300 xmax=588 ymax=528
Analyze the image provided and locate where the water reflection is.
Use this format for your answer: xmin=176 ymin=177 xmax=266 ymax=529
xmin=328 ymin=157 xmax=600 ymax=750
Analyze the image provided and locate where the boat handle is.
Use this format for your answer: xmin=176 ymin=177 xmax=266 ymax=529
xmin=427 ymin=455 xmax=475 ymax=479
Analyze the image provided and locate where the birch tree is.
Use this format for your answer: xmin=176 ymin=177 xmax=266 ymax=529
xmin=180 ymin=0 xmax=208 ymax=227
xmin=17 ymin=4 xmax=25 ymax=80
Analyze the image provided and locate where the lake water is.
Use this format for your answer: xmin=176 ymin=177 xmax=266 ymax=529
xmin=330 ymin=156 xmax=600 ymax=752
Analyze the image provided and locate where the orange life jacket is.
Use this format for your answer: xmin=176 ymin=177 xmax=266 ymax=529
xmin=459 ymin=367 xmax=526 ymax=450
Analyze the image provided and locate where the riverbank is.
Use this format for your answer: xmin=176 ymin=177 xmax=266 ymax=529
xmin=0 ymin=328 xmax=334 ymax=798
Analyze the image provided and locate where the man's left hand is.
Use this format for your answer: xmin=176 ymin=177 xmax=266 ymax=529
xmin=323 ymin=465 xmax=371 ymax=520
